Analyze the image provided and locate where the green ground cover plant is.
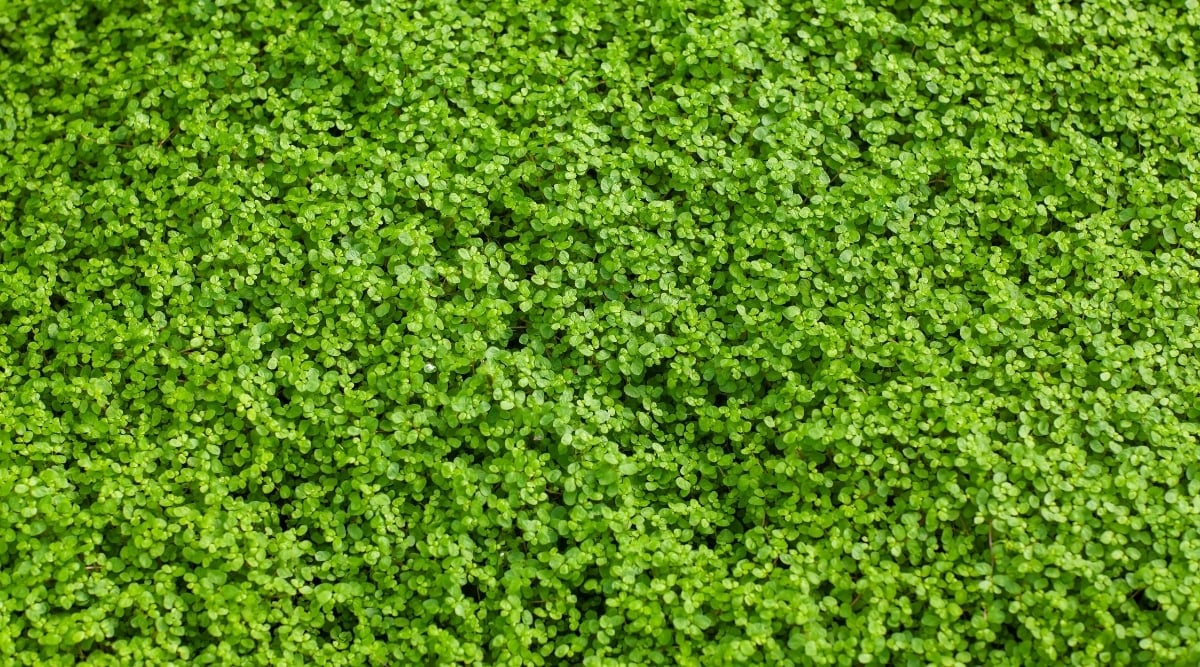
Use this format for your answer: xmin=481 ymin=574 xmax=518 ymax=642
xmin=2 ymin=0 xmax=1200 ymax=664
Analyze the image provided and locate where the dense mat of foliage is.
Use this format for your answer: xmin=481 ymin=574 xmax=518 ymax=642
xmin=3 ymin=0 xmax=1200 ymax=664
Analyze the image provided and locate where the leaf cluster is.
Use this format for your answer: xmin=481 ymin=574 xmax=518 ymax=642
xmin=2 ymin=0 xmax=1200 ymax=665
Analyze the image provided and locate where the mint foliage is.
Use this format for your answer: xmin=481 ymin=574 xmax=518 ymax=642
xmin=3 ymin=1 xmax=1200 ymax=665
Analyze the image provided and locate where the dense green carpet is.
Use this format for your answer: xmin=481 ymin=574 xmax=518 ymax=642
xmin=2 ymin=1 xmax=1200 ymax=664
